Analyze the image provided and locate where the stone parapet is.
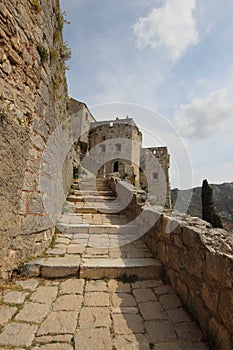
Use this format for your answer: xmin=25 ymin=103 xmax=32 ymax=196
xmin=112 ymin=179 xmax=233 ymax=350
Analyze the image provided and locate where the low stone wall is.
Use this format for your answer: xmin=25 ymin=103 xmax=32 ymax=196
xmin=112 ymin=179 xmax=233 ymax=350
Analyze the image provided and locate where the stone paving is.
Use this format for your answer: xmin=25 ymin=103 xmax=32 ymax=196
xmin=0 ymin=277 xmax=209 ymax=350
xmin=0 ymin=179 xmax=210 ymax=349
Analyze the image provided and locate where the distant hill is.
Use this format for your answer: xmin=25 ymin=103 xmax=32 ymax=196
xmin=171 ymin=182 xmax=233 ymax=232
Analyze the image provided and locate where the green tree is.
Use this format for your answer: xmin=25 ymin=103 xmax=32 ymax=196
xmin=201 ymin=179 xmax=223 ymax=228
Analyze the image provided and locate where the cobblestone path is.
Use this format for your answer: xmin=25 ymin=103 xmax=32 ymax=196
xmin=0 ymin=179 xmax=210 ymax=349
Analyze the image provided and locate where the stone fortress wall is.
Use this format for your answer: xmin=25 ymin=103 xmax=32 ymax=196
xmin=0 ymin=0 xmax=73 ymax=280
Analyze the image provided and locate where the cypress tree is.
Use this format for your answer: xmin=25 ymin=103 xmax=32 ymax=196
xmin=201 ymin=179 xmax=223 ymax=228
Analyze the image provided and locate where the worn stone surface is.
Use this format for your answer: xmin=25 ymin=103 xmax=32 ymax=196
xmin=0 ymin=305 xmax=17 ymax=325
xmin=74 ymin=328 xmax=112 ymax=350
xmin=79 ymin=307 xmax=111 ymax=328
xmin=60 ymin=278 xmax=85 ymax=295
xmin=3 ymin=291 xmax=29 ymax=304
xmin=15 ymin=302 xmax=51 ymax=323
xmin=53 ymin=294 xmax=82 ymax=311
xmin=0 ymin=277 xmax=209 ymax=349
xmin=0 ymin=322 xmax=38 ymax=347
xmin=37 ymin=311 xmax=78 ymax=336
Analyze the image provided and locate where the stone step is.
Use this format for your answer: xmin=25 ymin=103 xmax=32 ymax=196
xmin=67 ymin=195 xmax=115 ymax=203
xmin=23 ymin=256 xmax=80 ymax=278
xmin=80 ymin=258 xmax=162 ymax=280
xmin=72 ymin=191 xmax=115 ymax=197
xmin=57 ymin=223 xmax=136 ymax=234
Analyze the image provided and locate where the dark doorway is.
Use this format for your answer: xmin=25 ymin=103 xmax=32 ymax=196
xmin=113 ymin=161 xmax=119 ymax=172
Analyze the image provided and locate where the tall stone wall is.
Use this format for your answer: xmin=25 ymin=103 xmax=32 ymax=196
xmin=0 ymin=0 xmax=72 ymax=279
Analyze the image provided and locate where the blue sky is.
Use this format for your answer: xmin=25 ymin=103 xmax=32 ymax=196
xmin=60 ymin=0 xmax=233 ymax=189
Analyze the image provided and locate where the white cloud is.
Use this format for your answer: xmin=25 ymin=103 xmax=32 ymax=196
xmin=224 ymin=162 xmax=233 ymax=169
xmin=174 ymin=89 xmax=233 ymax=139
xmin=132 ymin=0 xmax=199 ymax=61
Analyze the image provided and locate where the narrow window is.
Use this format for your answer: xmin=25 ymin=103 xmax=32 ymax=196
xmin=100 ymin=144 xmax=106 ymax=153
xmin=115 ymin=143 xmax=121 ymax=151
xmin=152 ymin=172 xmax=158 ymax=180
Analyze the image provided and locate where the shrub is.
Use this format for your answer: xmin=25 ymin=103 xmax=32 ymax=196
xmin=37 ymin=45 xmax=49 ymax=62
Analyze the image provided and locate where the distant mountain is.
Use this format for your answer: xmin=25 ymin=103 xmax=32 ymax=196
xmin=171 ymin=182 xmax=233 ymax=232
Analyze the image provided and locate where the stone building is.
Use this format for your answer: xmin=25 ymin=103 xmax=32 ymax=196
xmin=87 ymin=116 xmax=171 ymax=208
xmin=88 ymin=117 xmax=142 ymax=185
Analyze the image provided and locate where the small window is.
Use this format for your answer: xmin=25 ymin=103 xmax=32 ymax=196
xmin=152 ymin=172 xmax=158 ymax=180
xmin=115 ymin=143 xmax=121 ymax=151
xmin=100 ymin=144 xmax=106 ymax=153
xmin=153 ymin=150 xmax=157 ymax=155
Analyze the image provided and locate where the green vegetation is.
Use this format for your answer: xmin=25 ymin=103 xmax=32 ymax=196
xmin=60 ymin=42 xmax=72 ymax=61
xmin=31 ymin=0 xmax=41 ymax=13
xmin=49 ymin=48 xmax=58 ymax=64
xmin=116 ymin=273 xmax=138 ymax=284
xmin=56 ymin=11 xmax=70 ymax=32
xmin=37 ymin=45 xmax=49 ymax=63
xmin=201 ymin=179 xmax=223 ymax=228
xmin=149 ymin=343 xmax=155 ymax=350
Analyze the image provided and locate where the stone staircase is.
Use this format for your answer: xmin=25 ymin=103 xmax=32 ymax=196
xmin=24 ymin=178 xmax=162 ymax=280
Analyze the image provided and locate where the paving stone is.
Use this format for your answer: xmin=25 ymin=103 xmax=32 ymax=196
xmin=111 ymin=293 xmax=137 ymax=307
xmin=75 ymin=328 xmax=112 ymax=350
xmin=182 ymin=343 xmax=210 ymax=350
xmin=175 ymin=322 xmax=203 ymax=342
xmin=0 ymin=305 xmax=17 ymax=325
xmin=33 ymin=344 xmax=73 ymax=350
xmin=112 ymin=313 xmax=144 ymax=334
xmin=153 ymin=285 xmax=174 ymax=296
xmin=56 ymin=237 xmax=71 ymax=245
xmin=138 ymin=301 xmax=168 ymax=321
xmin=133 ymin=280 xmax=163 ymax=289
xmin=145 ymin=320 xmax=177 ymax=342
xmin=37 ymin=311 xmax=78 ymax=335
xmin=47 ymin=247 xmax=67 ymax=255
xmin=115 ymin=334 xmax=150 ymax=350
xmin=34 ymin=334 xmax=72 ymax=343
xmin=0 ymin=322 xmax=38 ymax=347
xmin=67 ymin=244 xmax=85 ymax=254
xmin=153 ymin=344 xmax=182 ymax=350
xmin=16 ymin=279 xmax=39 ymax=291
xmin=111 ymin=307 xmax=138 ymax=314
xmin=60 ymin=278 xmax=85 ymax=295
xmin=53 ymin=294 xmax=82 ymax=311
xmin=133 ymin=288 xmax=157 ymax=303
xmin=85 ymin=280 xmax=107 ymax=292
xmin=167 ymin=308 xmax=191 ymax=323
xmin=31 ymin=286 xmax=58 ymax=304
xmin=79 ymin=307 xmax=111 ymax=328
xmin=159 ymin=294 xmax=181 ymax=310
xmin=3 ymin=291 xmax=29 ymax=304
xmin=84 ymin=292 xmax=109 ymax=306
xmin=15 ymin=302 xmax=51 ymax=323
xmin=108 ymin=279 xmax=131 ymax=293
